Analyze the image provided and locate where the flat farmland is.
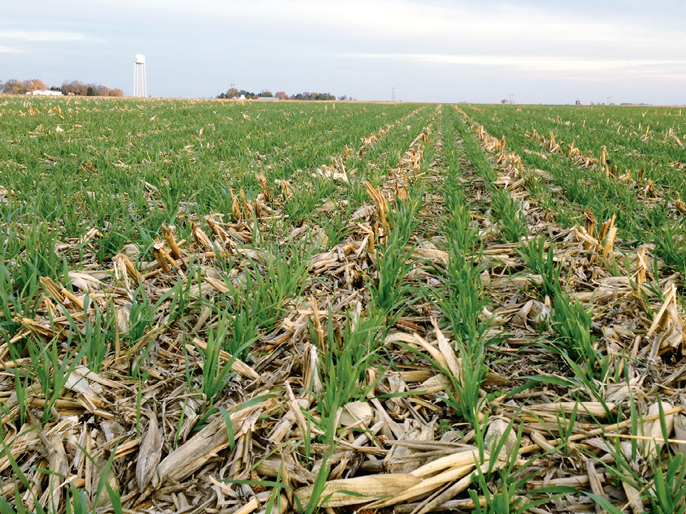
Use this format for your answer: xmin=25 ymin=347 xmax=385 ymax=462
xmin=1 ymin=97 xmax=686 ymax=513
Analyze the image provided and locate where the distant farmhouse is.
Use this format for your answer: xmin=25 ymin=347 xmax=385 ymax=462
xmin=26 ymin=90 xmax=64 ymax=97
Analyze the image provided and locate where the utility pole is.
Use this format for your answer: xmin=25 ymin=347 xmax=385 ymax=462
xmin=391 ymin=87 xmax=396 ymax=102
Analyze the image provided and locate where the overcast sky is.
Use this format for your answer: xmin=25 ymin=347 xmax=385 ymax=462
xmin=2 ymin=0 xmax=685 ymax=104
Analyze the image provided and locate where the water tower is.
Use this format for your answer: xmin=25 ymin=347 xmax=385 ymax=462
xmin=133 ymin=54 xmax=147 ymax=98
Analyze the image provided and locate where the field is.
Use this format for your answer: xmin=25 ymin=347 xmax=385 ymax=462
xmin=1 ymin=96 xmax=686 ymax=513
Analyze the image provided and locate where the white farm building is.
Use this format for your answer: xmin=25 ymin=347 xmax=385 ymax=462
xmin=26 ymin=90 xmax=64 ymax=96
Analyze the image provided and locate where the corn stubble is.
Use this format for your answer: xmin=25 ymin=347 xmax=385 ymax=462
xmin=1 ymin=98 xmax=686 ymax=513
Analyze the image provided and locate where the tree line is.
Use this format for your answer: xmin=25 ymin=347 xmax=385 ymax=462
xmin=61 ymin=81 xmax=124 ymax=97
xmin=1 ymin=79 xmax=123 ymax=97
xmin=217 ymin=88 xmax=353 ymax=101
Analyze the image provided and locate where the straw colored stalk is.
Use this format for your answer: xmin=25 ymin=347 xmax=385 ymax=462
xmin=367 ymin=457 xmax=486 ymax=509
xmin=189 ymin=337 xmax=259 ymax=380
xmin=161 ymin=224 xmax=182 ymax=259
xmin=646 ymin=282 xmax=679 ymax=338
xmin=205 ymin=215 xmax=230 ymax=244
xmin=294 ymin=474 xmax=422 ymax=510
xmin=365 ymin=181 xmax=390 ymax=233
xmin=527 ymin=402 xmax=617 ymax=419
xmin=152 ymin=242 xmax=173 ymax=273
xmin=112 ymin=253 xmax=142 ymax=288
xmin=40 ymin=276 xmax=84 ymax=310
xmin=157 ymin=396 xmax=278 ymax=484
xmin=191 ymin=220 xmax=215 ymax=252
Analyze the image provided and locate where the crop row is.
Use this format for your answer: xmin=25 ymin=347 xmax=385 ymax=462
xmin=463 ymin=104 xmax=686 ymax=277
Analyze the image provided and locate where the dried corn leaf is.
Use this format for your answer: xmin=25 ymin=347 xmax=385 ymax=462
xmin=294 ymin=474 xmax=421 ymax=509
xmin=136 ymin=414 xmax=162 ymax=490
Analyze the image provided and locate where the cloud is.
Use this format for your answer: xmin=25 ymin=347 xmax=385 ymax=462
xmin=3 ymin=0 xmax=679 ymax=46
xmin=342 ymin=53 xmax=686 ymax=74
xmin=4 ymin=1 xmax=685 ymax=63
xmin=0 ymin=30 xmax=93 ymax=43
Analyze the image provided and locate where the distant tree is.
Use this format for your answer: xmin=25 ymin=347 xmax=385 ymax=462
xmin=274 ymin=91 xmax=288 ymax=100
xmin=2 ymin=79 xmax=19 ymax=94
xmin=218 ymin=87 xmax=239 ymax=99
xmin=1 ymin=78 xmax=50 ymax=93
xmin=338 ymin=95 xmax=347 ymax=101
xmin=62 ymin=80 xmax=87 ymax=96
xmin=1 ymin=79 xmax=36 ymax=94
xmin=290 ymin=91 xmax=335 ymax=101
xmin=25 ymin=79 xmax=47 ymax=92
xmin=259 ymin=90 xmax=273 ymax=97
xmin=501 ymin=99 xmax=507 ymax=104
xmin=58 ymin=80 xmax=123 ymax=97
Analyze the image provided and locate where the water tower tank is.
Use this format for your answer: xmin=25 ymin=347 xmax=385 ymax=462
xmin=135 ymin=54 xmax=146 ymax=64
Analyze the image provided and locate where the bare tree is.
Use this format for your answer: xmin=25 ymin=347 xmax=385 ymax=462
xmin=61 ymin=80 xmax=123 ymax=97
